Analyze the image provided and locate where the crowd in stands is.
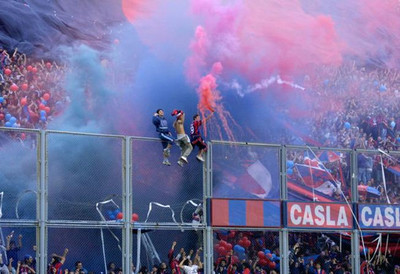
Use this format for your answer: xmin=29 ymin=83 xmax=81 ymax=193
xmin=283 ymin=61 xmax=400 ymax=151
xmin=286 ymin=147 xmax=400 ymax=204
xmin=212 ymin=230 xmax=355 ymax=273
xmin=282 ymin=61 xmax=400 ymax=205
xmin=3 ymin=49 xmax=400 ymax=273
xmin=214 ymin=231 xmax=400 ymax=274
xmin=2 ymin=230 xmax=400 ymax=273
xmin=0 ymin=47 xmax=68 ymax=134
xmin=214 ymin=231 xmax=279 ymax=274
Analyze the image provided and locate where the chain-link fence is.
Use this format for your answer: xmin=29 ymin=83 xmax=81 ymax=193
xmin=0 ymin=129 xmax=38 ymax=220
xmin=213 ymin=229 xmax=280 ymax=273
xmin=2 ymin=128 xmax=400 ymax=273
xmin=288 ymin=231 xmax=352 ymax=274
xmin=211 ymin=142 xmax=280 ymax=200
xmin=285 ymin=147 xmax=351 ymax=203
xmin=48 ymin=227 xmax=123 ymax=273
xmin=132 ymin=229 xmax=204 ymax=273
xmin=132 ymin=139 xmax=204 ymax=225
xmin=0 ymin=226 xmax=36 ymax=272
xmin=47 ymin=132 xmax=123 ymax=221
xmin=355 ymin=150 xmax=400 ymax=204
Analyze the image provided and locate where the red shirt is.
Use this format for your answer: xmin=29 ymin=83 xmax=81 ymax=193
xmin=48 ymin=262 xmax=63 ymax=274
xmin=190 ymin=120 xmax=202 ymax=137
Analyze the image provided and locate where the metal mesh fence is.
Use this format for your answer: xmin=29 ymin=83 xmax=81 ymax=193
xmin=286 ymin=147 xmax=351 ymax=202
xmin=288 ymin=231 xmax=352 ymax=274
xmin=2 ymin=128 xmax=400 ymax=273
xmin=0 ymin=129 xmax=38 ymax=220
xmin=355 ymin=150 xmax=400 ymax=204
xmin=132 ymin=229 xmax=203 ymax=272
xmin=359 ymin=233 xmax=400 ymax=272
xmin=0 ymin=226 xmax=36 ymax=272
xmin=213 ymin=229 xmax=280 ymax=273
xmin=48 ymin=227 xmax=122 ymax=273
xmin=132 ymin=139 xmax=203 ymax=224
xmin=211 ymin=143 xmax=280 ymax=200
xmin=47 ymin=132 xmax=123 ymax=221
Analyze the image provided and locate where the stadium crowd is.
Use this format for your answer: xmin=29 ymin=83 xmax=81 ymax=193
xmin=289 ymin=61 xmax=400 ymax=151
xmin=285 ymin=62 xmax=400 ymax=204
xmin=214 ymin=231 xmax=400 ymax=274
xmin=0 ymin=47 xmax=68 ymax=134
xmin=286 ymin=147 xmax=400 ymax=205
xmin=2 ymin=230 xmax=400 ymax=273
xmin=2 ymin=49 xmax=400 ymax=273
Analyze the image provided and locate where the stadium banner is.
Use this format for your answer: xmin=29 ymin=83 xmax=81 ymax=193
xmin=358 ymin=204 xmax=400 ymax=230
xmin=287 ymin=202 xmax=353 ymax=229
xmin=210 ymin=198 xmax=281 ymax=227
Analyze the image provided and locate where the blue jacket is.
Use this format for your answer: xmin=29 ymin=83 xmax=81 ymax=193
xmin=152 ymin=115 xmax=170 ymax=134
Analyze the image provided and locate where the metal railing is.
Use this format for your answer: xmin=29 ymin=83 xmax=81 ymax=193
xmin=1 ymin=127 xmax=399 ymax=273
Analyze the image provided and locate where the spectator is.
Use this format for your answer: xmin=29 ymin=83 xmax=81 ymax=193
xmin=158 ymin=262 xmax=169 ymax=274
xmin=0 ymin=251 xmax=9 ymax=274
xmin=179 ymin=248 xmax=202 ymax=274
xmin=73 ymin=261 xmax=88 ymax=274
xmin=167 ymin=241 xmax=181 ymax=274
xmin=107 ymin=262 xmax=117 ymax=274
xmin=241 ymin=262 xmax=251 ymax=274
xmin=314 ymin=262 xmax=326 ymax=274
xmin=6 ymin=232 xmax=22 ymax=272
xmin=17 ymin=255 xmax=36 ymax=273
xmin=47 ymin=248 xmax=68 ymax=274
xmin=215 ymin=258 xmax=227 ymax=274
xmin=0 ymin=48 xmax=67 ymax=132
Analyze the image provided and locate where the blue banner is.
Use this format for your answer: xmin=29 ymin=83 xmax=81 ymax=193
xmin=359 ymin=204 xmax=400 ymax=229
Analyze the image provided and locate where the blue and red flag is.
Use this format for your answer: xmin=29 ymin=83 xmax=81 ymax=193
xmin=387 ymin=165 xmax=400 ymax=177
xmin=358 ymin=185 xmax=381 ymax=197
xmin=318 ymin=151 xmax=341 ymax=162
xmin=295 ymin=163 xmax=333 ymax=187
xmin=211 ymin=199 xmax=281 ymax=227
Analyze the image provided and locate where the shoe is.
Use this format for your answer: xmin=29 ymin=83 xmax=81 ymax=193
xmin=163 ymin=148 xmax=170 ymax=157
xmin=180 ymin=156 xmax=188 ymax=164
xmin=162 ymin=159 xmax=171 ymax=166
xmin=196 ymin=155 xmax=205 ymax=162
xmin=177 ymin=160 xmax=184 ymax=167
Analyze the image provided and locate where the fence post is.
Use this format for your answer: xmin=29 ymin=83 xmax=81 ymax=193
xmin=123 ymin=137 xmax=133 ymax=273
xmin=204 ymin=142 xmax=213 ymax=273
xmin=38 ymin=130 xmax=48 ymax=273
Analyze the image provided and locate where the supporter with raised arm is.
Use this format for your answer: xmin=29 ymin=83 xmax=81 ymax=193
xmin=172 ymin=109 xmax=192 ymax=167
xmin=167 ymin=241 xmax=181 ymax=274
xmin=47 ymin=248 xmax=68 ymax=274
xmin=178 ymin=247 xmax=202 ymax=274
xmin=190 ymin=112 xmax=213 ymax=162
xmin=6 ymin=231 xmax=22 ymax=272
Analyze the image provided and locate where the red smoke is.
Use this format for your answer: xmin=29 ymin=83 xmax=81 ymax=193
xmin=185 ymin=26 xmax=210 ymax=83
xmin=188 ymin=0 xmax=345 ymax=82
xmin=198 ymin=73 xmax=218 ymax=113
xmin=120 ymin=0 xmax=400 ymax=142
xmin=345 ymin=0 xmax=400 ymax=68
xmin=193 ymin=61 xmax=236 ymax=141
xmin=121 ymin=0 xmax=153 ymax=23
